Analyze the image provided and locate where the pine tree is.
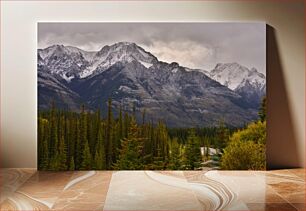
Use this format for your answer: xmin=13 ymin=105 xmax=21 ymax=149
xmin=57 ymin=135 xmax=67 ymax=170
xmin=216 ymin=120 xmax=229 ymax=151
xmin=49 ymin=104 xmax=58 ymax=159
xmin=184 ymin=129 xmax=202 ymax=170
xmin=49 ymin=155 xmax=59 ymax=170
xmin=80 ymin=106 xmax=88 ymax=145
xmin=65 ymin=116 xmax=71 ymax=166
xmin=94 ymin=126 xmax=106 ymax=169
xmin=111 ymin=121 xmax=118 ymax=164
xmin=94 ymin=150 xmax=105 ymax=170
xmin=87 ymin=111 xmax=94 ymax=156
xmin=106 ymin=98 xmax=113 ymax=169
xmin=123 ymin=112 xmax=130 ymax=138
xmin=38 ymin=118 xmax=49 ymax=170
xmin=69 ymin=157 xmax=75 ymax=170
xmin=75 ymin=119 xmax=81 ymax=169
xmin=168 ymin=139 xmax=182 ymax=170
xmin=151 ymin=147 xmax=165 ymax=170
xmin=79 ymin=105 xmax=89 ymax=168
xmin=258 ymin=96 xmax=266 ymax=122
xmin=67 ymin=115 xmax=76 ymax=169
xmin=114 ymin=118 xmax=145 ymax=170
xmin=40 ymin=138 xmax=49 ymax=170
xmin=155 ymin=122 xmax=169 ymax=162
xmin=118 ymin=106 xmax=123 ymax=140
xmin=80 ymin=140 xmax=92 ymax=169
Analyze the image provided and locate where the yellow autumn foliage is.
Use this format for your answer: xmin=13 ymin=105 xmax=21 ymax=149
xmin=221 ymin=121 xmax=266 ymax=170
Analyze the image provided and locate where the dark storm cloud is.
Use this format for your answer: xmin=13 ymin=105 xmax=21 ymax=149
xmin=38 ymin=22 xmax=266 ymax=73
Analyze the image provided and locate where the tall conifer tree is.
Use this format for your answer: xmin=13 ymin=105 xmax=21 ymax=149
xmin=80 ymin=140 xmax=92 ymax=169
xmin=184 ymin=129 xmax=202 ymax=170
xmin=114 ymin=118 xmax=145 ymax=170
xmin=106 ymin=98 xmax=113 ymax=169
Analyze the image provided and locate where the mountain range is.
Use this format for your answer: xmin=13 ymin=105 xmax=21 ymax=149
xmin=38 ymin=42 xmax=266 ymax=127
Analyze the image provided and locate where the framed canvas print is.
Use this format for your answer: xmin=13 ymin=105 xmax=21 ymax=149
xmin=37 ymin=22 xmax=266 ymax=170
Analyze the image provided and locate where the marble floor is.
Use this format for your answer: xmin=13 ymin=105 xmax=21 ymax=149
xmin=0 ymin=169 xmax=304 ymax=211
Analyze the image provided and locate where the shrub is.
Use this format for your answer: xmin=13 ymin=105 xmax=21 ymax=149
xmin=220 ymin=121 xmax=266 ymax=170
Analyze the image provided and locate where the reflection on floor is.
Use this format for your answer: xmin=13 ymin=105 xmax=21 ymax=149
xmin=0 ymin=169 xmax=304 ymax=210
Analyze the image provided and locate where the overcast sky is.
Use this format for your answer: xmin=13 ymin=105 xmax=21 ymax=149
xmin=38 ymin=22 xmax=266 ymax=73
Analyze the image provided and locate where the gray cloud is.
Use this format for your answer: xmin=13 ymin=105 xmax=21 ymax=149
xmin=38 ymin=22 xmax=266 ymax=73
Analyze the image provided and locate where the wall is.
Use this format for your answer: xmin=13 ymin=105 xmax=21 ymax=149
xmin=1 ymin=0 xmax=304 ymax=168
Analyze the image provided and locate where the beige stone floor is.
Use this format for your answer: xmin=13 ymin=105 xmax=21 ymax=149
xmin=0 ymin=169 xmax=304 ymax=211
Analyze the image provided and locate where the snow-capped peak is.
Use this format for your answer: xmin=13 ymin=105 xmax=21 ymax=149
xmin=38 ymin=42 xmax=160 ymax=80
xmin=38 ymin=44 xmax=93 ymax=82
xmin=96 ymin=42 xmax=157 ymax=64
xmin=209 ymin=62 xmax=265 ymax=91
xmin=79 ymin=42 xmax=158 ymax=78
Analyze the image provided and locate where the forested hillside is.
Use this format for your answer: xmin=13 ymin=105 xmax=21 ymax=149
xmin=38 ymin=97 xmax=266 ymax=170
xmin=38 ymin=98 xmax=231 ymax=170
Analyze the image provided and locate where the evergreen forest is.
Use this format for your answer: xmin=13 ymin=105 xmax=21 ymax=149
xmin=38 ymin=97 xmax=266 ymax=170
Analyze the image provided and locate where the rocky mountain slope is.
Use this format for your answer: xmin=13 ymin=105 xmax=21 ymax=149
xmin=38 ymin=42 xmax=266 ymax=127
xmin=208 ymin=63 xmax=266 ymax=108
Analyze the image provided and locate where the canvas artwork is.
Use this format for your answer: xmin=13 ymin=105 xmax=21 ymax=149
xmin=37 ymin=23 xmax=266 ymax=170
